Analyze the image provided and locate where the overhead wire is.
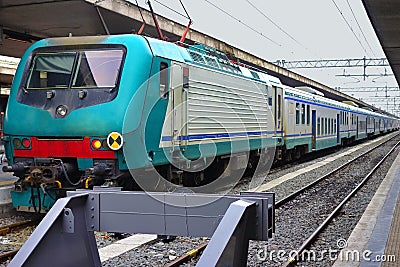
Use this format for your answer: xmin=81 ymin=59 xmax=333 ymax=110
xmin=345 ymin=0 xmax=376 ymax=57
xmin=153 ymin=0 xmax=190 ymax=19
xmin=345 ymin=0 xmax=391 ymax=76
xmin=134 ymin=0 xmax=146 ymax=24
xmin=331 ymin=0 xmax=369 ymax=56
xmin=339 ymin=1 xmax=393 ymax=105
xmin=202 ymin=0 xmax=282 ymax=47
xmin=244 ymin=0 xmax=309 ymax=53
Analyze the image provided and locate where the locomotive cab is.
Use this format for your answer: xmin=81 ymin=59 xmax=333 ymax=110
xmin=3 ymin=35 xmax=154 ymax=212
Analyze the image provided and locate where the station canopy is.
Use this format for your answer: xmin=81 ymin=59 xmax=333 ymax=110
xmin=363 ymin=0 xmax=400 ymax=86
xmin=0 ymin=0 xmax=155 ymax=58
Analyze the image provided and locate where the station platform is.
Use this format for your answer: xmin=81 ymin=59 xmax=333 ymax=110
xmin=0 ymin=157 xmax=17 ymax=216
xmin=0 ymin=157 xmax=18 ymax=186
xmin=0 ymin=144 xmax=16 ymax=187
xmin=333 ymin=150 xmax=400 ymax=267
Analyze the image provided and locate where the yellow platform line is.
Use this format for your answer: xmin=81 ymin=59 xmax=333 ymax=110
xmin=0 ymin=180 xmax=17 ymax=187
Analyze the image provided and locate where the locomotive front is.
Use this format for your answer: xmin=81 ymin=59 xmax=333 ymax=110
xmin=2 ymin=35 xmax=153 ymax=212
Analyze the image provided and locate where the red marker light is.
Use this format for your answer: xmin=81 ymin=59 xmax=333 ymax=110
xmin=22 ymin=138 xmax=31 ymax=148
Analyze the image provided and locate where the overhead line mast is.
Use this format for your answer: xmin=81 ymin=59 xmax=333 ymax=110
xmin=276 ymin=57 xmax=389 ymax=69
xmin=338 ymin=86 xmax=399 ymax=92
xmin=277 ymin=57 xmax=391 ymax=80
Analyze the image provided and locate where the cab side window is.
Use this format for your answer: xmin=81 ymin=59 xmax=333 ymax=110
xmin=160 ymin=62 xmax=169 ymax=98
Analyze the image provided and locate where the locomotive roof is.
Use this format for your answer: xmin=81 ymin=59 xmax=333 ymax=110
xmin=145 ymin=37 xmax=284 ymax=87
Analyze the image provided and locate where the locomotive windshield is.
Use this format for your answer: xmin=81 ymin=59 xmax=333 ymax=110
xmin=72 ymin=50 xmax=123 ymax=88
xmin=18 ymin=47 xmax=125 ymax=115
xmin=27 ymin=52 xmax=75 ymax=89
xmin=26 ymin=50 xmax=124 ymax=89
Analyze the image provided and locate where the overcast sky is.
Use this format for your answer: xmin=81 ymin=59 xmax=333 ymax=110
xmin=134 ymin=0 xmax=399 ymax=114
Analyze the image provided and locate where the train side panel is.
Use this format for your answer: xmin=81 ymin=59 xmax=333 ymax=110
xmin=154 ymin=62 xmax=276 ymax=162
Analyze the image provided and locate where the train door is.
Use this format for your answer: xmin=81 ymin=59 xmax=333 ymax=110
xmin=312 ymin=110 xmax=317 ymax=150
xmin=170 ymin=63 xmax=188 ymax=148
xmin=287 ymin=101 xmax=296 ymax=139
xmin=337 ymin=114 xmax=340 ymax=143
xmin=271 ymin=87 xmax=276 ymax=132
xmin=379 ymin=119 xmax=382 ymax=132
xmin=373 ymin=118 xmax=375 ymax=133
xmin=273 ymin=86 xmax=283 ymax=135
xmin=356 ymin=116 xmax=359 ymax=139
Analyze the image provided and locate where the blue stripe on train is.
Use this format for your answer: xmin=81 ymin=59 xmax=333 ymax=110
xmin=161 ymin=130 xmax=283 ymax=142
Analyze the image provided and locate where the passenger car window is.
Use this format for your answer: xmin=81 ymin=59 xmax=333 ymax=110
xmin=296 ymin=103 xmax=300 ymax=124
xmin=317 ymin=118 xmax=321 ymax=136
xmin=159 ymin=62 xmax=169 ymax=98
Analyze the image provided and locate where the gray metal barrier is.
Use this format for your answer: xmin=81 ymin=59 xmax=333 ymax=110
xmin=9 ymin=188 xmax=275 ymax=267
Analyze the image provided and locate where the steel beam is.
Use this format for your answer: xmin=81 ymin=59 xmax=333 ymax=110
xmin=8 ymin=188 xmax=275 ymax=267
xmin=196 ymin=199 xmax=256 ymax=267
xmin=8 ymin=194 xmax=101 ymax=267
xmin=277 ymin=58 xmax=389 ymax=69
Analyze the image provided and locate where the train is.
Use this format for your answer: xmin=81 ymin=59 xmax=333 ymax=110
xmin=2 ymin=34 xmax=399 ymax=212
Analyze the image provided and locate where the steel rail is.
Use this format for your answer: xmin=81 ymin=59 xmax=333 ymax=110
xmin=0 ymin=249 xmax=19 ymax=263
xmin=276 ymin=133 xmax=399 ymax=208
xmin=164 ymin=134 xmax=399 ymax=267
xmin=0 ymin=219 xmax=41 ymax=263
xmin=164 ymin=243 xmax=208 ymax=267
xmin=0 ymin=220 xmax=38 ymax=236
xmin=282 ymin=139 xmax=400 ymax=266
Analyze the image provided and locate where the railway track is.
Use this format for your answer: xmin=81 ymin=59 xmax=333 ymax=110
xmin=0 ymin=249 xmax=19 ymax=264
xmin=0 ymin=219 xmax=40 ymax=264
xmin=282 ymin=140 xmax=400 ymax=265
xmin=276 ymin=132 xmax=399 ymax=205
xmin=164 ymin=243 xmax=208 ymax=267
xmin=233 ymin=133 xmax=397 ymax=195
xmin=265 ymin=135 xmax=400 ymax=266
xmin=162 ymin=133 xmax=400 ymax=266
xmin=233 ymin=143 xmax=343 ymax=190
xmin=0 ymin=220 xmax=37 ymax=236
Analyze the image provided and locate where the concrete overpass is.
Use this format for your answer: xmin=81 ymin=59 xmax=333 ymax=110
xmin=0 ymin=0 xmax=390 ymax=113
